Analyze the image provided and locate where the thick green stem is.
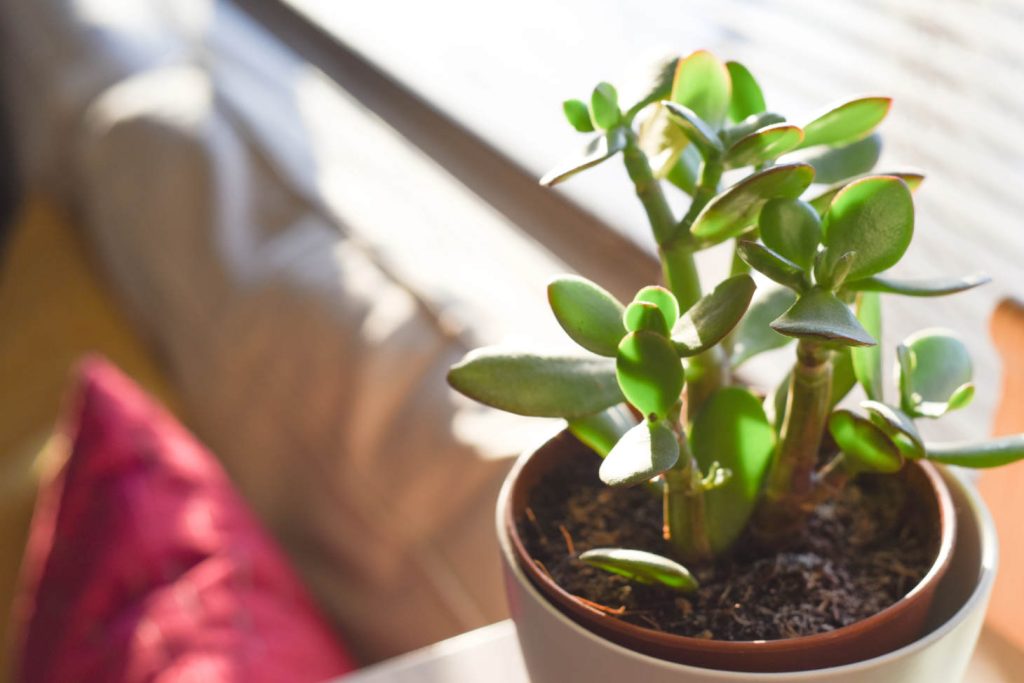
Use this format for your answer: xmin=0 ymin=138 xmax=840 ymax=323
xmin=658 ymin=240 xmax=702 ymax=311
xmin=754 ymin=340 xmax=833 ymax=541
xmin=663 ymin=429 xmax=712 ymax=565
xmin=621 ymin=132 xmax=679 ymax=247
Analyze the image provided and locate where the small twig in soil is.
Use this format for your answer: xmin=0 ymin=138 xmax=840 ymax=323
xmin=525 ymin=506 xmax=547 ymax=542
xmin=558 ymin=524 xmax=576 ymax=555
xmin=533 ymin=559 xmax=553 ymax=579
xmin=571 ymin=594 xmax=626 ymax=616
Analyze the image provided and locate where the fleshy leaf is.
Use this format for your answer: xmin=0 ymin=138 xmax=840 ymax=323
xmin=830 ymin=347 xmax=857 ymax=407
xmin=671 ymin=274 xmax=756 ymax=356
xmin=771 ymin=287 xmax=876 ymax=347
xmin=448 ymin=349 xmax=623 ymax=418
xmin=690 ymin=387 xmax=775 ymax=553
xmin=852 ymin=291 xmax=883 ymax=401
xmin=725 ymin=124 xmax=804 ymax=168
xmin=624 ymin=301 xmax=670 ymax=336
xmin=563 ymin=99 xmax=595 ymax=133
xmin=896 ymin=329 xmax=973 ymax=418
xmin=803 ymin=134 xmax=882 ymax=184
xmin=820 ymin=176 xmax=914 ymax=281
xmin=736 ymin=241 xmax=807 ymax=292
xmin=799 ymin=97 xmax=892 ymax=149
xmin=634 ymin=285 xmax=680 ymax=328
xmin=829 ymin=410 xmax=903 ymax=473
xmin=724 ymin=112 xmax=787 ymax=147
xmin=590 ymin=82 xmax=621 ymax=130
xmin=862 ymin=400 xmax=924 ymax=460
xmin=616 ymin=331 xmax=684 ymax=419
xmin=540 ymin=127 xmax=628 ymax=187
xmin=758 ymin=198 xmax=822 ymax=271
xmin=599 ymin=419 xmax=680 ymax=487
xmin=807 ymin=170 xmax=924 ymax=214
xmin=548 ymin=275 xmax=626 ymax=357
xmin=569 ymin=405 xmax=638 ymax=458
xmin=579 ymin=548 xmax=698 ymax=592
xmin=843 ymin=273 xmax=990 ymax=297
xmin=671 ymin=50 xmax=731 ymax=127
xmin=665 ymin=145 xmax=701 ymax=194
xmin=925 ymin=435 xmax=1024 ymax=469
xmin=771 ymin=370 xmax=791 ymax=431
xmin=691 ymin=163 xmax=815 ymax=245
xmin=730 ymin=288 xmax=797 ymax=368
xmin=662 ymin=101 xmax=724 ymax=156
xmin=725 ymin=61 xmax=766 ymax=122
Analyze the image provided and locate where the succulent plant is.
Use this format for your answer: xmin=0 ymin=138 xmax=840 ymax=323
xmin=448 ymin=50 xmax=1023 ymax=591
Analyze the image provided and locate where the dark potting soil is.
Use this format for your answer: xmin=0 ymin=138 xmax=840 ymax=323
xmin=519 ymin=451 xmax=934 ymax=641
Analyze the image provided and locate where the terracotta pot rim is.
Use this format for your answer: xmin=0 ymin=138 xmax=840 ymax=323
xmin=502 ymin=430 xmax=957 ymax=665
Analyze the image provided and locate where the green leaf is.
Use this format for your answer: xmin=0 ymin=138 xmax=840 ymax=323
xmin=691 ymin=163 xmax=816 ymax=245
xmin=807 ymin=170 xmax=925 ymax=214
xmin=579 ymin=548 xmax=698 ymax=592
xmin=540 ymin=127 xmax=628 ymax=187
xmin=771 ymin=287 xmax=876 ymax=347
xmin=548 ymin=275 xmax=626 ymax=357
xmin=665 ymin=144 xmax=701 ymax=194
xmin=634 ymin=286 xmax=680 ymax=328
xmin=862 ymin=400 xmax=924 ymax=460
xmin=843 ymin=273 xmax=990 ymax=297
xmin=829 ymin=410 xmax=903 ymax=473
xmin=725 ymin=61 xmax=766 ymax=122
xmin=830 ymin=346 xmax=857 ymax=407
xmin=806 ymin=171 xmax=929 ymax=214
xmin=590 ymin=82 xmax=621 ymax=130
xmin=820 ymin=176 xmax=914 ymax=280
xmin=803 ymin=134 xmax=882 ymax=184
xmin=852 ymin=291 xmax=883 ymax=401
xmin=723 ymin=112 xmax=787 ymax=147
xmin=671 ymin=274 xmax=756 ymax=356
xmin=925 ymin=435 xmax=1024 ymax=469
xmin=624 ymin=301 xmax=670 ymax=336
xmin=771 ymin=370 xmax=791 ymax=431
xmin=671 ymin=50 xmax=731 ymax=127
xmin=758 ymin=198 xmax=822 ymax=272
xmin=563 ymin=99 xmax=595 ymax=133
xmin=569 ymin=405 xmax=638 ymax=457
xmin=662 ymin=101 xmax=724 ymax=156
xmin=690 ymin=387 xmax=775 ymax=553
xmin=725 ymin=124 xmax=804 ymax=168
xmin=625 ymin=55 xmax=681 ymax=119
xmin=896 ymin=329 xmax=973 ymax=418
xmin=599 ymin=419 xmax=680 ymax=487
xmin=736 ymin=241 xmax=807 ymax=292
xmin=799 ymin=97 xmax=892 ymax=149
xmin=616 ymin=331 xmax=684 ymax=419
xmin=448 ymin=349 xmax=623 ymax=418
xmin=730 ymin=288 xmax=797 ymax=368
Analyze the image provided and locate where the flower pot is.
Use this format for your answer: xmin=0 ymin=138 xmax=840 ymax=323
xmin=498 ymin=431 xmax=996 ymax=682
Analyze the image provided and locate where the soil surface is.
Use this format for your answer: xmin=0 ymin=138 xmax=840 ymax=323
xmin=519 ymin=452 xmax=935 ymax=641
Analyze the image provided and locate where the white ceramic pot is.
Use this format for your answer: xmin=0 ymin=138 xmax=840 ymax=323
xmin=497 ymin=460 xmax=996 ymax=682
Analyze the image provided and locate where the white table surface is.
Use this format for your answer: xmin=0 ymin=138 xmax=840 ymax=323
xmin=335 ymin=620 xmax=1019 ymax=683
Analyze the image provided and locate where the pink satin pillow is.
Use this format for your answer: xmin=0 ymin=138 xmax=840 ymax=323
xmin=14 ymin=357 xmax=355 ymax=682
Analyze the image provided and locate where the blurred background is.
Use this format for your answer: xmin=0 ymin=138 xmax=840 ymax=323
xmin=0 ymin=0 xmax=1022 ymax=680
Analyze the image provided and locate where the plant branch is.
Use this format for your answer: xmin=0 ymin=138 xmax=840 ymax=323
xmin=753 ymin=340 xmax=833 ymax=541
xmin=663 ymin=427 xmax=712 ymax=565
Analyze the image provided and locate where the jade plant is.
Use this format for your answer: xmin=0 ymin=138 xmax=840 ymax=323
xmin=448 ymin=50 xmax=1024 ymax=593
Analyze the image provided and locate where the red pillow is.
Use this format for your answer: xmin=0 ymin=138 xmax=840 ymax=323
xmin=14 ymin=357 xmax=356 ymax=682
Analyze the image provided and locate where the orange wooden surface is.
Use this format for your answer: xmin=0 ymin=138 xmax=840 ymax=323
xmin=978 ymin=299 xmax=1024 ymax=650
